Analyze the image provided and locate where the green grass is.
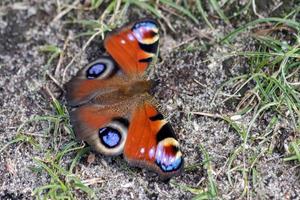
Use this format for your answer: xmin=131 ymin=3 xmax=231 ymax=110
xmin=68 ymin=0 xmax=201 ymax=40
xmin=193 ymin=145 xmax=218 ymax=200
xmin=221 ymin=29 xmax=300 ymax=130
xmin=33 ymin=144 xmax=93 ymax=199
xmin=12 ymin=95 xmax=94 ymax=199
xmin=221 ymin=17 xmax=300 ymax=43
xmin=284 ymin=139 xmax=300 ymax=163
xmin=172 ymin=146 xmax=218 ymax=200
xmin=211 ymin=9 xmax=300 ymax=198
xmin=67 ymin=0 xmax=240 ymax=42
xmin=39 ymin=45 xmax=62 ymax=67
xmin=0 ymin=134 xmax=40 ymax=154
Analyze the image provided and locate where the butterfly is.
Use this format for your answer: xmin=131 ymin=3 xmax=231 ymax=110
xmin=65 ymin=19 xmax=183 ymax=179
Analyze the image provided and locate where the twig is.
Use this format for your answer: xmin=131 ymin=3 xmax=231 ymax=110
xmin=24 ymin=132 xmax=50 ymax=138
xmin=62 ymin=29 xmax=103 ymax=83
xmin=82 ymin=178 xmax=105 ymax=186
xmin=158 ymin=4 xmax=186 ymax=21
xmin=271 ymin=1 xmax=283 ymax=13
xmin=251 ymin=0 xmax=264 ymax=19
xmin=193 ymin=78 xmax=207 ymax=88
xmin=52 ymin=0 xmax=80 ymax=22
xmin=108 ymin=0 xmax=122 ymax=24
xmin=236 ymin=90 xmax=260 ymax=111
xmin=190 ymin=111 xmax=224 ymax=119
xmin=55 ymin=34 xmax=71 ymax=78
xmin=158 ymin=13 xmax=176 ymax=33
xmin=167 ymin=36 xmax=197 ymax=52
xmin=46 ymin=72 xmax=65 ymax=93
xmin=45 ymin=83 xmax=57 ymax=102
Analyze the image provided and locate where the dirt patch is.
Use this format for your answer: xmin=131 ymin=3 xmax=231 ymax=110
xmin=0 ymin=0 xmax=299 ymax=199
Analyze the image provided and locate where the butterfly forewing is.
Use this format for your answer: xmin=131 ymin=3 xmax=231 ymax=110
xmin=104 ymin=19 xmax=159 ymax=75
xmin=65 ymin=57 xmax=120 ymax=107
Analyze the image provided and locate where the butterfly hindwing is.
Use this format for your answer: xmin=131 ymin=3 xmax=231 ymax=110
xmin=124 ymin=102 xmax=183 ymax=179
xmin=104 ymin=19 xmax=159 ymax=75
xmin=70 ymin=104 xmax=130 ymax=156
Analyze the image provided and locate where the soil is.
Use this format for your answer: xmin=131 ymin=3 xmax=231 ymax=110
xmin=0 ymin=0 xmax=299 ymax=199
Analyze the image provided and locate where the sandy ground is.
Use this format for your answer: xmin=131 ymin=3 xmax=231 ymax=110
xmin=0 ymin=0 xmax=299 ymax=199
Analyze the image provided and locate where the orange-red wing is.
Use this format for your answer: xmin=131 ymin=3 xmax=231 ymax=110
xmin=65 ymin=57 xmax=131 ymax=156
xmin=70 ymin=104 xmax=118 ymax=140
xmin=70 ymin=103 xmax=131 ymax=156
xmin=65 ymin=57 xmax=125 ymax=106
xmin=124 ymin=102 xmax=183 ymax=180
xmin=104 ymin=19 xmax=159 ymax=75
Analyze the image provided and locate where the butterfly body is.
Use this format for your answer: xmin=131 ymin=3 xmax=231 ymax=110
xmin=65 ymin=19 xmax=183 ymax=179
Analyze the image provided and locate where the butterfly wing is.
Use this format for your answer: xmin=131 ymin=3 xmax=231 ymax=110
xmin=66 ymin=20 xmax=183 ymax=179
xmin=104 ymin=19 xmax=159 ymax=75
xmin=65 ymin=57 xmax=133 ymax=156
xmin=70 ymin=104 xmax=131 ymax=156
xmin=124 ymin=102 xmax=184 ymax=179
xmin=65 ymin=57 xmax=122 ymax=107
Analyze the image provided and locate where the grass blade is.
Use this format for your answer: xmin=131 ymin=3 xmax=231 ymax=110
xmin=159 ymin=0 xmax=199 ymax=23
xmin=208 ymin=0 xmax=230 ymax=24
xmin=221 ymin=18 xmax=300 ymax=43
xmin=196 ymin=0 xmax=214 ymax=29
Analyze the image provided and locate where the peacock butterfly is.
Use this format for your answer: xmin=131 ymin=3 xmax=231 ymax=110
xmin=65 ymin=19 xmax=183 ymax=179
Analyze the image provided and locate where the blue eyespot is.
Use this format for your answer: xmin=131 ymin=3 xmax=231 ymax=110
xmin=99 ymin=127 xmax=121 ymax=148
xmin=86 ymin=63 xmax=106 ymax=79
xmin=132 ymin=21 xmax=157 ymax=31
xmin=132 ymin=21 xmax=158 ymax=43
xmin=155 ymin=143 xmax=183 ymax=172
xmin=157 ymin=157 xmax=183 ymax=172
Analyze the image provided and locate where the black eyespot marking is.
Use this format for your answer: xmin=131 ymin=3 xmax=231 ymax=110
xmin=150 ymin=31 xmax=158 ymax=37
xmin=112 ymin=117 xmax=130 ymax=128
xmin=149 ymin=113 xmax=164 ymax=121
xmin=139 ymin=57 xmax=153 ymax=63
xmin=99 ymin=127 xmax=121 ymax=148
xmin=86 ymin=63 xmax=106 ymax=79
xmin=172 ymin=145 xmax=179 ymax=153
xmin=139 ymin=40 xmax=158 ymax=54
xmin=156 ymin=123 xmax=177 ymax=143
